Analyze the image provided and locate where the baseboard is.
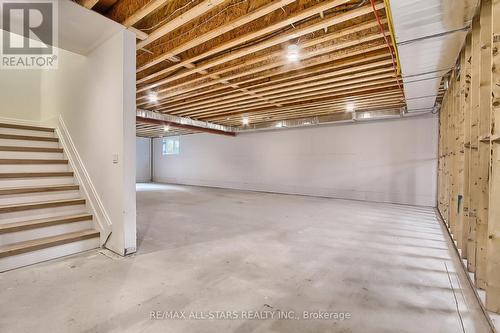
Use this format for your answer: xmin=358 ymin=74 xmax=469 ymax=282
xmin=55 ymin=115 xmax=112 ymax=244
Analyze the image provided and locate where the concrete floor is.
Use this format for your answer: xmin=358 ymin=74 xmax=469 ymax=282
xmin=0 ymin=183 xmax=494 ymax=333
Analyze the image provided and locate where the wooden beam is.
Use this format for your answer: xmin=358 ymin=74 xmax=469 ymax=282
xmin=163 ymin=59 xmax=393 ymax=109
xmin=137 ymin=36 xmax=388 ymax=105
xmin=122 ymin=0 xmax=171 ymax=27
xmin=78 ymin=0 xmax=99 ymax=9
xmin=137 ymin=26 xmax=384 ymax=94
xmin=449 ymin=65 xmax=460 ymax=241
xmin=468 ymin=14 xmax=481 ymax=274
xmin=164 ymin=80 xmax=400 ymax=119
xmin=487 ymin=0 xmax=500 ymax=314
xmin=206 ymin=89 xmax=403 ymax=119
xmin=163 ymin=65 xmax=395 ymax=115
xmin=137 ymin=0 xmax=228 ymax=50
xmin=136 ymin=21 xmax=387 ymax=102
xmin=210 ymin=92 xmax=404 ymax=124
xmin=476 ymin=0 xmax=492 ymax=290
xmin=128 ymin=27 xmax=148 ymax=41
xmin=137 ymin=0 xmax=294 ymax=58
xmin=204 ymin=85 xmax=401 ymax=121
xmin=146 ymin=47 xmax=390 ymax=108
xmin=136 ymin=116 xmax=236 ymax=137
xmin=160 ymin=75 xmax=397 ymax=117
xmin=461 ymin=33 xmax=472 ymax=259
xmin=136 ymin=0 xmax=371 ymax=79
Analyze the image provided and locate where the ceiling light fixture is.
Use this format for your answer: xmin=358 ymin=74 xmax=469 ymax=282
xmin=276 ymin=122 xmax=283 ymax=128
xmin=346 ymin=103 xmax=355 ymax=112
xmin=286 ymin=44 xmax=300 ymax=62
xmin=163 ymin=125 xmax=170 ymax=132
xmin=148 ymin=92 xmax=159 ymax=103
xmin=242 ymin=117 xmax=249 ymax=125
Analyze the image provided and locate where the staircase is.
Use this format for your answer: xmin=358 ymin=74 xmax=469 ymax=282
xmin=0 ymin=122 xmax=100 ymax=272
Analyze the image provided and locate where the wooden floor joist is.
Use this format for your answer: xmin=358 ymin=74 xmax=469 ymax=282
xmin=136 ymin=0 xmax=228 ymax=51
xmin=81 ymin=0 xmax=403 ymax=136
xmin=137 ymin=4 xmax=384 ymax=91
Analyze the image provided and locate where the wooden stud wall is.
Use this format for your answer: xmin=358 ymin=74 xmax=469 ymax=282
xmin=438 ymin=0 xmax=500 ymax=313
xmin=487 ymin=0 xmax=500 ymax=313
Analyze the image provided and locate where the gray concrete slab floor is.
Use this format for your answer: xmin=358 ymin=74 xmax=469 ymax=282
xmin=0 ymin=183 xmax=494 ymax=333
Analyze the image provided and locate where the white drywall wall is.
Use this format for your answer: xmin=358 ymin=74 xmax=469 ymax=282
xmin=0 ymin=3 xmax=136 ymax=255
xmin=136 ymin=137 xmax=151 ymax=183
xmin=153 ymin=116 xmax=438 ymax=207
xmin=0 ymin=69 xmax=41 ymax=122
xmin=39 ymin=30 xmax=137 ymax=255
xmin=0 ymin=31 xmax=41 ymax=122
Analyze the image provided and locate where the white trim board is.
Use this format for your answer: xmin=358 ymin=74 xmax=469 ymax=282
xmin=56 ymin=115 xmax=112 ymax=244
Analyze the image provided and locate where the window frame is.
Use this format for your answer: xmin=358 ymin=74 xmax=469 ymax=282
xmin=162 ymin=136 xmax=180 ymax=156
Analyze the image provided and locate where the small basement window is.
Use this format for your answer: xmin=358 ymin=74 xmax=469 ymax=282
xmin=162 ymin=136 xmax=180 ymax=155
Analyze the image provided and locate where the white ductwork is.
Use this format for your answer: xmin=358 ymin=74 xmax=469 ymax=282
xmin=389 ymin=0 xmax=479 ymax=112
xmin=137 ymin=109 xmax=236 ymax=133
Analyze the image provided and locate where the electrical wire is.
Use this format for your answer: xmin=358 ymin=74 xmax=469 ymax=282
xmin=141 ymin=0 xmax=198 ymax=32
xmin=140 ymin=0 xmax=368 ymax=60
xmin=141 ymin=0 xmax=249 ymax=55
xmin=187 ymin=0 xmax=370 ymax=64
xmin=369 ymin=0 xmax=404 ymax=95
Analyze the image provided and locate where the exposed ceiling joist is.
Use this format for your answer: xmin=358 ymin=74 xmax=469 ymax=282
xmin=162 ymin=64 xmax=395 ymax=114
xmin=137 ymin=0 xmax=228 ymax=50
xmin=139 ymin=39 xmax=389 ymax=109
xmin=137 ymin=41 xmax=389 ymax=107
xmin=128 ymin=26 xmax=149 ymax=40
xmin=121 ymin=0 xmax=171 ymax=27
xmin=78 ymin=0 xmax=99 ymax=9
xmin=83 ymin=0 xmax=404 ymax=135
xmin=136 ymin=0 xmax=360 ymax=82
xmin=137 ymin=0 xmax=295 ymax=67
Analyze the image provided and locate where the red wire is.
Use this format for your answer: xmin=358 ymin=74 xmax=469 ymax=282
xmin=369 ymin=0 xmax=404 ymax=96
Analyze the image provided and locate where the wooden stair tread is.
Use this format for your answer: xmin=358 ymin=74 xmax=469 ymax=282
xmin=0 ymin=159 xmax=68 ymax=164
xmin=0 ymin=172 xmax=73 ymax=178
xmin=0 ymin=146 xmax=63 ymax=153
xmin=0 ymin=133 xmax=58 ymax=142
xmin=0 ymin=198 xmax=86 ymax=213
xmin=0 ymin=214 xmax=92 ymax=234
xmin=0 ymin=184 xmax=79 ymax=196
xmin=0 ymin=123 xmax=54 ymax=132
xmin=0 ymin=229 xmax=99 ymax=258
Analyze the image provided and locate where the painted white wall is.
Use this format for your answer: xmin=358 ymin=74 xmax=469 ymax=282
xmin=0 ymin=31 xmax=41 ymax=122
xmin=0 ymin=3 xmax=136 ymax=255
xmin=153 ymin=116 xmax=438 ymax=207
xmin=0 ymin=69 xmax=41 ymax=122
xmin=39 ymin=31 xmax=137 ymax=255
xmin=136 ymin=137 xmax=151 ymax=183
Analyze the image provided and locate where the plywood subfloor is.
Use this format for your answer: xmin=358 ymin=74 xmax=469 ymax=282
xmin=0 ymin=183 xmax=493 ymax=332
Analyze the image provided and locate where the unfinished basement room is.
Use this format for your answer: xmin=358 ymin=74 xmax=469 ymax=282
xmin=1 ymin=0 xmax=500 ymax=332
